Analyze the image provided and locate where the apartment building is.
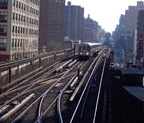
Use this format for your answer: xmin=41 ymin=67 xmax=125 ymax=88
xmin=83 ymin=15 xmax=98 ymax=42
xmin=64 ymin=1 xmax=84 ymax=41
xmin=137 ymin=9 xmax=144 ymax=65
xmin=124 ymin=1 xmax=144 ymax=33
xmin=39 ymin=0 xmax=65 ymax=52
xmin=0 ymin=0 xmax=40 ymax=61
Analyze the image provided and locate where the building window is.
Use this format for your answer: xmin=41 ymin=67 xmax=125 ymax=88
xmin=12 ymin=26 xmax=14 ymax=33
xmin=0 ymin=25 xmax=7 ymax=33
xmin=17 ymin=39 xmax=20 ymax=48
xmin=0 ymin=0 xmax=8 ymax=6
xmin=0 ymin=12 xmax=7 ymax=20
xmin=15 ymin=39 xmax=17 ymax=47
xmin=20 ymin=39 xmax=22 ymax=47
xmin=0 ymin=38 xmax=6 ymax=48
xmin=12 ymin=39 xmax=14 ymax=47
xmin=15 ymin=26 xmax=17 ymax=33
xmin=13 ymin=0 xmax=16 ymax=7
xmin=12 ymin=13 xmax=15 ymax=20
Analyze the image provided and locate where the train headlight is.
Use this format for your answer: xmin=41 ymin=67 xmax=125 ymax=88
xmin=86 ymin=52 xmax=89 ymax=55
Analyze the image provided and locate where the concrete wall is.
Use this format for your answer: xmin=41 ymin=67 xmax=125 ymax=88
xmin=111 ymin=76 xmax=144 ymax=123
xmin=0 ymin=50 xmax=73 ymax=87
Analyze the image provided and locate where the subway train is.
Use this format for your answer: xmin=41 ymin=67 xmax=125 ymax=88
xmin=78 ymin=42 xmax=102 ymax=59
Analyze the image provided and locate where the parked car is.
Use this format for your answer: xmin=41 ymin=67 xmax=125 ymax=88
xmin=129 ymin=64 xmax=137 ymax=69
xmin=110 ymin=62 xmax=119 ymax=67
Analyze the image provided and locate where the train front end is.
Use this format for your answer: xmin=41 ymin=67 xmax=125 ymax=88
xmin=78 ymin=44 xmax=91 ymax=60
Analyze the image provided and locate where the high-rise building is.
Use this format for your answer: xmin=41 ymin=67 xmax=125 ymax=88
xmin=0 ymin=0 xmax=40 ymax=61
xmin=64 ymin=1 xmax=84 ymax=41
xmin=124 ymin=1 xmax=144 ymax=33
xmin=137 ymin=9 xmax=144 ymax=64
xmin=113 ymin=1 xmax=144 ymax=64
xmin=83 ymin=14 xmax=98 ymax=42
xmin=39 ymin=0 xmax=65 ymax=52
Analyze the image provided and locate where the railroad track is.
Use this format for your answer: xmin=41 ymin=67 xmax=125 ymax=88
xmin=57 ymin=48 xmax=110 ymax=123
xmin=0 ymin=53 xmax=93 ymax=122
xmin=0 ymin=56 xmax=75 ymax=120
xmin=0 ymin=47 xmax=110 ymax=123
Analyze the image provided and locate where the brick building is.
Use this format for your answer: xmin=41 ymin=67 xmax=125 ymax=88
xmin=64 ymin=1 xmax=84 ymax=42
xmin=39 ymin=0 xmax=65 ymax=52
xmin=83 ymin=14 xmax=98 ymax=42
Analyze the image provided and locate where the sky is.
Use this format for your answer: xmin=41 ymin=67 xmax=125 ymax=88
xmin=65 ymin=0 xmax=142 ymax=33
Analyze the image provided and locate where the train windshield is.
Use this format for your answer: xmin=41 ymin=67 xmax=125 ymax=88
xmin=79 ymin=46 xmax=90 ymax=50
xmin=83 ymin=46 xmax=86 ymax=50
xmin=79 ymin=46 xmax=82 ymax=51
xmin=87 ymin=46 xmax=90 ymax=50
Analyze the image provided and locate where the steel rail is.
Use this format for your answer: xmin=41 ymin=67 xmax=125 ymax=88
xmin=1 ymin=60 xmax=60 ymax=91
xmin=1 ymin=57 xmax=73 ymax=95
xmin=57 ymin=73 xmax=78 ymax=123
xmin=0 ymin=58 xmax=74 ymax=111
xmin=80 ymin=53 xmax=105 ymax=119
xmin=12 ymin=73 xmax=76 ymax=123
xmin=56 ymin=59 xmax=93 ymax=123
xmin=1 ymin=56 xmax=77 ymax=122
xmin=0 ymin=67 xmax=57 ymax=109
xmin=35 ymin=61 xmax=80 ymax=123
xmin=1 ymin=55 xmax=76 ymax=91
xmin=12 ymin=63 xmax=77 ymax=123
xmin=69 ymin=50 xmax=105 ymax=102
xmin=93 ymin=57 xmax=106 ymax=123
xmin=69 ymin=50 xmax=105 ymax=123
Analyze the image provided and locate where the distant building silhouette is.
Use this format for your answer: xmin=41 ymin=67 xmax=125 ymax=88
xmin=83 ymin=14 xmax=98 ymax=42
xmin=137 ymin=9 xmax=144 ymax=65
xmin=113 ymin=1 xmax=144 ymax=65
xmin=124 ymin=1 xmax=144 ymax=33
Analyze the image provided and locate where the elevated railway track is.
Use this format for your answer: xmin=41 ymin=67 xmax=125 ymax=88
xmin=0 ymin=47 xmax=112 ymax=123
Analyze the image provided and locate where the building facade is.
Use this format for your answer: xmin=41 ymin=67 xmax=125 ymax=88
xmin=124 ymin=1 xmax=144 ymax=33
xmin=113 ymin=1 xmax=144 ymax=64
xmin=83 ymin=15 xmax=98 ymax=42
xmin=0 ymin=0 xmax=40 ymax=61
xmin=64 ymin=1 xmax=84 ymax=42
xmin=39 ymin=0 xmax=65 ymax=52
xmin=137 ymin=9 xmax=144 ymax=65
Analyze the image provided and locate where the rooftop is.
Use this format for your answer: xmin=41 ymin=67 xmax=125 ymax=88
xmin=124 ymin=86 xmax=144 ymax=101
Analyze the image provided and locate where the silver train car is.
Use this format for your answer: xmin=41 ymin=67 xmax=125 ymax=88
xmin=78 ymin=42 xmax=102 ymax=59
